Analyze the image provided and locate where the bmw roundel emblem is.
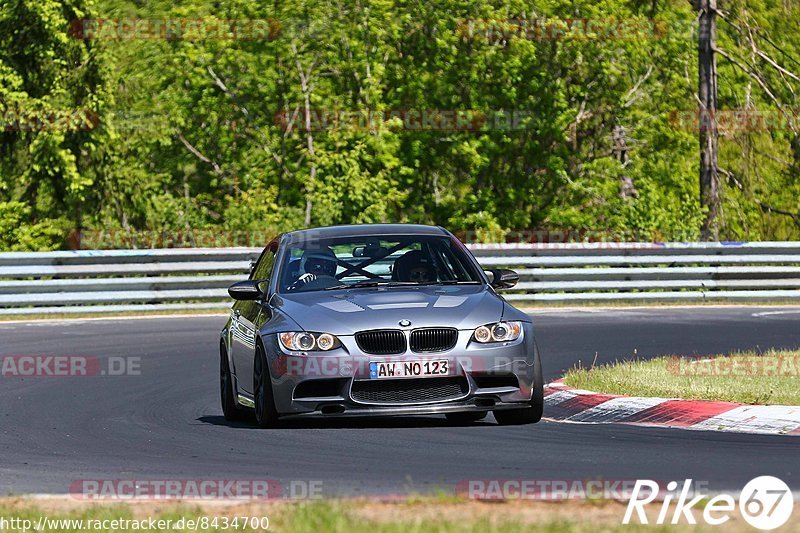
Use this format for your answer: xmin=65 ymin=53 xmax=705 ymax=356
xmin=399 ymin=319 xmax=411 ymax=327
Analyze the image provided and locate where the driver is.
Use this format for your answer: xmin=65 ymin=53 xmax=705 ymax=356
xmin=293 ymin=247 xmax=338 ymax=287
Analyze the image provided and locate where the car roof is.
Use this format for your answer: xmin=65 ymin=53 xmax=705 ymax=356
xmin=283 ymin=224 xmax=450 ymax=243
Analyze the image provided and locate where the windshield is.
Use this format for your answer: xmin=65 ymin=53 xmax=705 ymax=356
xmin=277 ymin=234 xmax=483 ymax=293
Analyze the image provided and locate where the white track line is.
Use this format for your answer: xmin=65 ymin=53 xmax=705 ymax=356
xmin=544 ymin=384 xmax=800 ymax=436
xmin=566 ymin=397 xmax=669 ymax=423
xmin=751 ymin=310 xmax=800 ymax=317
xmin=690 ymin=405 xmax=800 ymax=435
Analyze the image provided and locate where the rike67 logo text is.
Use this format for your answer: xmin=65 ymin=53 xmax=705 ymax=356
xmin=624 ymin=476 xmax=794 ymax=530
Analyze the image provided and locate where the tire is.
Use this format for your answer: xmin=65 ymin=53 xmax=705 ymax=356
xmin=253 ymin=343 xmax=280 ymax=428
xmin=220 ymin=345 xmax=247 ymax=421
xmin=445 ymin=411 xmax=488 ymax=423
xmin=493 ymin=343 xmax=544 ymax=426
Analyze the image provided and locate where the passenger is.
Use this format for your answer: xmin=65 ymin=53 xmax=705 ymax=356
xmin=393 ymin=250 xmax=436 ymax=283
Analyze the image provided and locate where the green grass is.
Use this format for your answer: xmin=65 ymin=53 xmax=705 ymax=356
xmin=564 ymin=350 xmax=800 ymax=405
xmin=0 ymin=503 xmax=135 ymax=532
xmin=0 ymin=499 xmax=721 ymax=533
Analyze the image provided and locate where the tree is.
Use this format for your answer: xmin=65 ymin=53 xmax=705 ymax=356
xmin=0 ymin=0 xmax=112 ymax=249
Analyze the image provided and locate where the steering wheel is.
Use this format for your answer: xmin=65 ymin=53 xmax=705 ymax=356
xmin=288 ymin=274 xmax=339 ymax=292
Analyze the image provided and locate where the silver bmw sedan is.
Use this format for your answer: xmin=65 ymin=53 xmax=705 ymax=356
xmin=220 ymin=224 xmax=543 ymax=427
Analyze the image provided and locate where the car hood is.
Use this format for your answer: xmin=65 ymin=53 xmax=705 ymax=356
xmin=273 ymin=284 xmax=505 ymax=335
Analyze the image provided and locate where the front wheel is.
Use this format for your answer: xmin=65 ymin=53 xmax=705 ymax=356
xmin=494 ymin=343 xmax=544 ymax=426
xmin=253 ymin=343 xmax=280 ymax=428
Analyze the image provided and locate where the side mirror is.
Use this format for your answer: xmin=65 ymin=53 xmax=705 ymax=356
xmin=228 ymin=280 xmax=262 ymax=301
xmin=488 ymin=268 xmax=519 ymax=290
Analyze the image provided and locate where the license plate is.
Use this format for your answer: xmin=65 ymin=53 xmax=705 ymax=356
xmin=369 ymin=360 xmax=448 ymax=379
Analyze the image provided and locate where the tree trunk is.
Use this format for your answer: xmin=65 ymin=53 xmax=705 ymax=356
xmin=303 ymin=90 xmax=316 ymax=228
xmin=698 ymin=0 xmax=720 ymax=240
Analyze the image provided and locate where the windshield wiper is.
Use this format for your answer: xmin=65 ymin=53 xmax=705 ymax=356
xmin=421 ymin=280 xmax=481 ymax=286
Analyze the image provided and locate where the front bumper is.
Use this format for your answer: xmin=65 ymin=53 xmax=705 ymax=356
xmin=259 ymin=323 xmax=538 ymax=418
xmin=280 ymin=398 xmax=529 ymax=419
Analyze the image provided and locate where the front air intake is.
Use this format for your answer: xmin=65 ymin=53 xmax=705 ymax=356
xmin=351 ymin=377 xmax=469 ymax=404
xmin=410 ymin=328 xmax=458 ymax=353
xmin=355 ymin=329 xmax=406 ymax=355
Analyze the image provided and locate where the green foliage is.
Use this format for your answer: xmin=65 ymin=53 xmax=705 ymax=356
xmin=0 ymin=201 xmax=71 ymax=250
xmin=0 ymin=0 xmax=111 ymax=249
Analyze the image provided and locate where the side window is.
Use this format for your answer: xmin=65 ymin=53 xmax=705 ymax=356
xmin=252 ymin=249 xmax=276 ymax=281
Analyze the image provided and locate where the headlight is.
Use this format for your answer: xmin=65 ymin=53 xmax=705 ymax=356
xmin=472 ymin=321 xmax=522 ymax=343
xmin=316 ymin=333 xmax=336 ymax=351
xmin=279 ymin=331 xmax=341 ymax=352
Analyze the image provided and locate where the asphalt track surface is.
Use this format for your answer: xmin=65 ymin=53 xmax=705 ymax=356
xmin=1 ymin=307 xmax=799 ymax=497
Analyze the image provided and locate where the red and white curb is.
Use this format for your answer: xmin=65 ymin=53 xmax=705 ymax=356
xmin=544 ymin=381 xmax=800 ymax=436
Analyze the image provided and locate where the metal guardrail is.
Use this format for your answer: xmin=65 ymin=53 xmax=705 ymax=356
xmin=0 ymin=243 xmax=799 ymax=314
